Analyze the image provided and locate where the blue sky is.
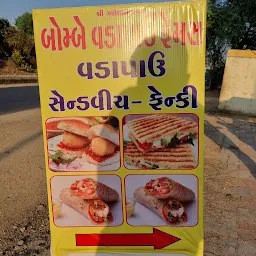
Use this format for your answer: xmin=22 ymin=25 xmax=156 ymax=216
xmin=0 ymin=0 xmax=173 ymax=24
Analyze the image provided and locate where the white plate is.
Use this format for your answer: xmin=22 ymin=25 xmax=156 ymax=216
xmin=48 ymin=135 xmax=120 ymax=172
xmin=123 ymin=124 xmax=198 ymax=170
xmin=125 ymin=175 xmax=198 ymax=227
xmin=51 ymin=176 xmax=123 ymax=227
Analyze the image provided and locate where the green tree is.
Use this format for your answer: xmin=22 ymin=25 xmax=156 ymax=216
xmin=206 ymin=0 xmax=256 ymax=90
xmin=5 ymin=27 xmax=36 ymax=68
xmin=226 ymin=0 xmax=256 ymax=50
xmin=0 ymin=18 xmax=10 ymax=31
xmin=206 ymin=1 xmax=228 ymax=90
xmin=15 ymin=12 xmax=33 ymax=35
xmin=0 ymin=18 xmax=11 ymax=58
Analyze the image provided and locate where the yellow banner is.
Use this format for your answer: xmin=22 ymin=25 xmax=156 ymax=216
xmin=33 ymin=1 xmax=206 ymax=255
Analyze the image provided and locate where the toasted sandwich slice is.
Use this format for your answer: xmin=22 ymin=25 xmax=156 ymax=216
xmin=127 ymin=114 xmax=198 ymax=151
xmin=124 ymin=142 xmax=196 ymax=169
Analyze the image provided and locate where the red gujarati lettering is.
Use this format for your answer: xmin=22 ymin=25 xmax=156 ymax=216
xmin=104 ymin=26 xmax=116 ymax=48
xmin=159 ymin=11 xmax=172 ymax=48
xmin=160 ymin=11 xmax=203 ymax=47
xmin=161 ymin=34 xmax=172 ymax=48
xmin=181 ymin=22 xmax=186 ymax=46
xmin=173 ymin=22 xmax=180 ymax=44
xmin=115 ymin=25 xmax=122 ymax=48
xmin=40 ymin=16 xmax=86 ymax=51
xmin=63 ymin=16 xmax=86 ymax=49
xmin=144 ymin=36 xmax=156 ymax=47
xmin=49 ymin=17 xmax=63 ymax=50
xmin=41 ymin=28 xmax=56 ymax=50
xmin=92 ymin=25 xmax=122 ymax=49
xmin=173 ymin=22 xmax=200 ymax=46
xmin=187 ymin=21 xmax=202 ymax=45
xmin=92 ymin=27 xmax=104 ymax=49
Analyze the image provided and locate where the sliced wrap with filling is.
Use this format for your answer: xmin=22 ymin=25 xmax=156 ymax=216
xmin=69 ymin=178 xmax=119 ymax=203
xmin=59 ymin=188 xmax=113 ymax=224
xmin=144 ymin=177 xmax=195 ymax=202
xmin=134 ymin=187 xmax=187 ymax=225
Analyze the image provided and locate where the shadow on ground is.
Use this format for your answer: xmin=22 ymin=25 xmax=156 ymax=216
xmin=0 ymin=85 xmax=40 ymax=115
xmin=205 ymin=92 xmax=256 ymax=178
xmin=0 ymin=131 xmax=42 ymax=162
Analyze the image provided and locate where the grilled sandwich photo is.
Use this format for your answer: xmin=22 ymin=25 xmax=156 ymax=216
xmin=127 ymin=114 xmax=198 ymax=152
xmin=124 ymin=142 xmax=196 ymax=170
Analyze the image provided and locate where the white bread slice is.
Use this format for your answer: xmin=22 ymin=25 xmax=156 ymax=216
xmin=88 ymin=124 xmax=119 ymax=146
xmin=57 ymin=120 xmax=90 ymax=137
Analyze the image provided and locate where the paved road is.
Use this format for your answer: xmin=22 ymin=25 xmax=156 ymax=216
xmin=0 ymin=83 xmax=40 ymax=115
xmin=0 ymin=84 xmax=47 ymax=233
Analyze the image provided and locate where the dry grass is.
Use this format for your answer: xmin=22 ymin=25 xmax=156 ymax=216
xmin=0 ymin=59 xmax=33 ymax=75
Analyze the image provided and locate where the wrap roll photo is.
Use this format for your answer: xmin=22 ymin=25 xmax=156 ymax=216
xmin=59 ymin=188 xmax=113 ymax=224
xmin=144 ymin=177 xmax=195 ymax=202
xmin=55 ymin=177 xmax=121 ymax=226
xmin=126 ymin=175 xmax=198 ymax=226
xmin=134 ymin=188 xmax=187 ymax=225
xmin=70 ymin=178 xmax=119 ymax=202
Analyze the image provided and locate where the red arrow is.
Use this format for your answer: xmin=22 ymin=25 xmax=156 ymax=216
xmin=76 ymin=228 xmax=180 ymax=249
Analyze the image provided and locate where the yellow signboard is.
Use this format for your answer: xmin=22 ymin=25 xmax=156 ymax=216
xmin=33 ymin=1 xmax=206 ymax=255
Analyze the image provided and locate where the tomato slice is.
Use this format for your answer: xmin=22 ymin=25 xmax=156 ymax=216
xmin=70 ymin=178 xmax=97 ymax=198
xmin=70 ymin=182 xmax=78 ymax=190
xmin=145 ymin=178 xmax=172 ymax=196
xmin=181 ymin=213 xmax=188 ymax=222
xmin=145 ymin=180 xmax=153 ymax=187
xmin=88 ymin=209 xmax=105 ymax=224
xmin=138 ymin=142 xmax=152 ymax=150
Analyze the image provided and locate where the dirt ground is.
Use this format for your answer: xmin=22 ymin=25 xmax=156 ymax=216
xmin=0 ymin=90 xmax=255 ymax=256
xmin=0 ymin=60 xmax=35 ymax=75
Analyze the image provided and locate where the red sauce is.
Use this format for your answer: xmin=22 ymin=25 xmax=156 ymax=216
xmin=57 ymin=142 xmax=87 ymax=152
xmin=46 ymin=121 xmax=61 ymax=131
xmin=84 ymin=148 xmax=118 ymax=163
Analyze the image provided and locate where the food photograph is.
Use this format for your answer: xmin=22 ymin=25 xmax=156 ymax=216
xmin=125 ymin=175 xmax=198 ymax=227
xmin=46 ymin=116 xmax=120 ymax=171
xmin=123 ymin=114 xmax=199 ymax=170
xmin=51 ymin=175 xmax=123 ymax=227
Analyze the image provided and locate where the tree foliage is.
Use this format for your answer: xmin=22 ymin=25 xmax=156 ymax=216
xmin=5 ymin=27 xmax=36 ymax=67
xmin=0 ymin=18 xmax=11 ymax=58
xmin=0 ymin=18 xmax=10 ymax=31
xmin=206 ymin=0 xmax=256 ymax=89
xmin=15 ymin=12 xmax=33 ymax=35
xmin=0 ymin=13 xmax=36 ymax=70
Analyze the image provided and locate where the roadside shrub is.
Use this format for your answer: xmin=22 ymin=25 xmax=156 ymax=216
xmin=21 ymin=63 xmax=35 ymax=72
xmin=11 ymin=50 xmax=24 ymax=66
